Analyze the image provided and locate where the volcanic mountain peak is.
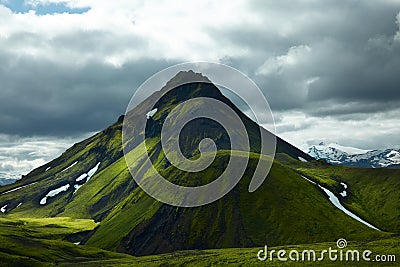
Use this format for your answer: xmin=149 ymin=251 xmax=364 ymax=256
xmin=160 ymin=70 xmax=212 ymax=92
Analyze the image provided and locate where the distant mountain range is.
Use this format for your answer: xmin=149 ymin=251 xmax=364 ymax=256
xmin=307 ymin=142 xmax=400 ymax=168
xmin=0 ymin=178 xmax=17 ymax=186
xmin=0 ymin=173 xmax=20 ymax=186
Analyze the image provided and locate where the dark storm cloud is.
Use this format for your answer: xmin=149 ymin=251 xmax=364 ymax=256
xmin=305 ymin=100 xmax=400 ymax=118
xmin=213 ymin=0 xmax=400 ymax=118
xmin=1 ymin=0 xmax=400 ymax=138
xmin=307 ymin=39 xmax=400 ymax=103
xmin=0 ymin=53 xmax=174 ymax=136
xmin=275 ymin=120 xmax=313 ymax=133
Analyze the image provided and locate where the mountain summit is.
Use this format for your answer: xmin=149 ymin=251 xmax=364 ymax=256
xmin=1 ymin=71 xmax=397 ymax=257
xmin=160 ymin=70 xmax=212 ymax=92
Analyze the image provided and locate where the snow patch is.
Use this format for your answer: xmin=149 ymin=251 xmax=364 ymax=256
xmin=16 ymin=202 xmax=22 ymax=208
xmin=339 ymin=182 xmax=348 ymax=197
xmin=340 ymin=182 xmax=348 ymax=189
xmin=1 ymin=204 xmax=7 ymax=213
xmin=86 ymin=162 xmax=101 ymax=182
xmin=318 ymin=185 xmax=378 ymax=230
xmin=327 ymin=143 xmax=371 ymax=155
xmin=302 ymin=176 xmax=316 ymax=184
xmin=75 ymin=173 xmax=88 ymax=182
xmin=298 ymin=156 xmax=308 ymax=162
xmin=61 ymin=161 xmax=78 ymax=172
xmin=146 ymin=108 xmax=158 ymax=119
xmin=378 ymin=161 xmax=393 ymax=168
xmin=72 ymin=162 xmax=101 ymax=194
xmin=386 ymin=150 xmax=400 ymax=164
xmin=73 ymin=184 xmax=83 ymax=194
xmin=0 ymin=182 xmax=38 ymax=196
xmin=301 ymin=176 xmax=379 ymax=231
xmin=74 ymin=242 xmax=81 ymax=245
xmin=40 ymin=184 xmax=70 ymax=205
xmin=387 ymin=150 xmax=400 ymax=158
xmin=45 ymin=167 xmax=51 ymax=172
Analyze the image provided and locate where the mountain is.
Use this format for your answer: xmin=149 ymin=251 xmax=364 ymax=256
xmin=0 ymin=71 xmax=399 ymax=262
xmin=0 ymin=171 xmax=22 ymax=186
xmin=308 ymin=142 xmax=400 ymax=168
xmin=0 ymin=177 xmax=18 ymax=186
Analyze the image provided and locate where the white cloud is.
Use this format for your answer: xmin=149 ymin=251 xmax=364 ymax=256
xmin=395 ymin=12 xmax=400 ymax=41
xmin=273 ymin=108 xmax=400 ymax=151
xmin=0 ymin=134 xmax=89 ymax=179
xmin=0 ymin=0 xmax=257 ymax=67
xmin=256 ymin=45 xmax=311 ymax=76
xmin=24 ymin=0 xmax=88 ymax=8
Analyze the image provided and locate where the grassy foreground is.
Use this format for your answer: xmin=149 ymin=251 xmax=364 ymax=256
xmin=0 ymin=215 xmax=398 ymax=266
xmin=69 ymin=237 xmax=400 ymax=266
xmin=0 ymin=216 xmax=132 ymax=266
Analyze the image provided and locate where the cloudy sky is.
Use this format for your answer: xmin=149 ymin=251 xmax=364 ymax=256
xmin=1 ymin=0 xmax=400 ymax=179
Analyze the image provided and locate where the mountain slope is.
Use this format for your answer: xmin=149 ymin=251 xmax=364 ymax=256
xmin=296 ymin=164 xmax=400 ymax=233
xmin=0 ymin=71 xmax=312 ymax=218
xmin=86 ymin=152 xmax=390 ymax=256
xmin=0 ymin=216 xmax=135 ymax=266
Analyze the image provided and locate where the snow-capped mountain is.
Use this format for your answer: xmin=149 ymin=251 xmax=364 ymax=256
xmin=0 ymin=172 xmax=20 ymax=186
xmin=308 ymin=143 xmax=371 ymax=164
xmin=307 ymin=142 xmax=400 ymax=168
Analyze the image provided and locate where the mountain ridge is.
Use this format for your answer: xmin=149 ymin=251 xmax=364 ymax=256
xmin=308 ymin=142 xmax=400 ymax=168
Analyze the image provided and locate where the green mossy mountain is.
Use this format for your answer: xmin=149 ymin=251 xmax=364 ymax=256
xmin=0 ymin=71 xmax=399 ymax=259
